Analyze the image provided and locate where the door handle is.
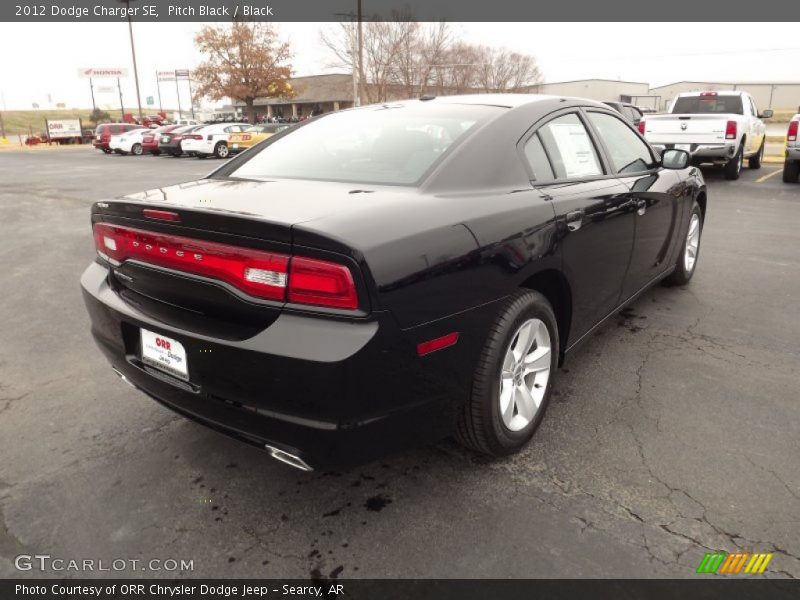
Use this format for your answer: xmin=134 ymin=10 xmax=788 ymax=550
xmin=565 ymin=210 xmax=583 ymax=232
xmin=635 ymin=198 xmax=647 ymax=216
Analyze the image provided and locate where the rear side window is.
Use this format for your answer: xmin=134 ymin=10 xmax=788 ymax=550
xmin=672 ymin=95 xmax=743 ymax=115
xmin=587 ymin=111 xmax=654 ymax=174
xmin=536 ymin=113 xmax=603 ymax=180
xmin=523 ymin=133 xmax=555 ymax=182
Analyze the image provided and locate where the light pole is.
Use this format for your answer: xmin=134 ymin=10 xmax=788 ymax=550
xmin=119 ymin=0 xmax=143 ymax=121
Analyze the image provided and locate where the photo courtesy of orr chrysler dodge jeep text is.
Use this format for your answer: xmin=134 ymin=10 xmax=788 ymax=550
xmin=81 ymin=95 xmax=707 ymax=470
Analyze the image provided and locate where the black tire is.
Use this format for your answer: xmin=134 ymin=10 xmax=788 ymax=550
xmin=102 ymin=148 xmax=112 ymax=154
xmin=724 ymin=144 xmax=743 ymax=180
xmin=748 ymin=139 xmax=764 ymax=169
xmin=152 ymin=150 xmax=161 ymax=156
xmin=455 ymin=291 xmax=559 ymax=457
xmin=171 ymin=151 xmax=181 ymax=157
xmin=131 ymin=143 xmax=143 ymax=156
xmin=664 ymin=201 xmax=703 ymax=286
xmin=783 ymin=160 xmax=800 ymax=183
xmin=214 ymin=142 xmax=229 ymax=158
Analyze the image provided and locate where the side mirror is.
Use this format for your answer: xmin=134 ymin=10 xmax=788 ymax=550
xmin=759 ymin=109 xmax=774 ymax=119
xmin=661 ymin=148 xmax=690 ymax=170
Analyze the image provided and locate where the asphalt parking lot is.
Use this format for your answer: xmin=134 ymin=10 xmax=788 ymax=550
xmin=0 ymin=147 xmax=798 ymax=579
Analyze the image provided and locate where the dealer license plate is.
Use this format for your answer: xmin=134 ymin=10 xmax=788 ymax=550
xmin=140 ymin=329 xmax=188 ymax=381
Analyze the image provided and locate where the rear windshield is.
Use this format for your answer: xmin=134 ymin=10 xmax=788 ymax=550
xmin=228 ymin=103 xmax=502 ymax=186
xmin=672 ymin=95 xmax=743 ymax=115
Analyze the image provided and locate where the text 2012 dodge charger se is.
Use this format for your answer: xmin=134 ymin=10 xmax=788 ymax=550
xmin=81 ymin=95 xmax=706 ymax=471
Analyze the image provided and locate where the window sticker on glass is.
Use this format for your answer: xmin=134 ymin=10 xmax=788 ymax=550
xmin=548 ymin=122 xmax=602 ymax=178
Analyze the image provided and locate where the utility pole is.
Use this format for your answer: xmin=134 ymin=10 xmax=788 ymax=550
xmin=156 ymin=72 xmax=163 ymax=114
xmin=356 ymin=0 xmax=363 ymax=107
xmin=174 ymin=70 xmax=182 ymax=119
xmin=117 ymin=78 xmax=125 ymax=120
xmin=89 ymin=77 xmax=96 ymax=112
xmin=121 ymin=0 xmax=143 ymax=120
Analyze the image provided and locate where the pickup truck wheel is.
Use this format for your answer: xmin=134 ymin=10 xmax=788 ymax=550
xmin=214 ymin=142 xmax=229 ymax=158
xmin=455 ymin=291 xmax=559 ymax=457
xmin=748 ymin=139 xmax=764 ymax=169
xmin=665 ymin=201 xmax=702 ymax=286
xmin=784 ymin=160 xmax=800 ymax=183
xmin=724 ymin=145 xmax=743 ymax=180
xmin=131 ymin=143 xmax=143 ymax=156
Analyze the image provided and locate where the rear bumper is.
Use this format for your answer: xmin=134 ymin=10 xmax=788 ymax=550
xmin=786 ymin=146 xmax=800 ymax=161
xmin=182 ymin=140 xmax=215 ymax=154
xmin=651 ymin=141 xmax=738 ymax=161
xmin=80 ymin=261 xmax=480 ymax=469
xmin=142 ymin=142 xmax=160 ymax=153
xmin=93 ymin=141 xmax=109 ymax=150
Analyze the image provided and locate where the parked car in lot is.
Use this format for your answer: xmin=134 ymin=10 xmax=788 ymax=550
xmin=181 ymin=123 xmax=249 ymax=158
xmin=603 ymin=101 xmax=644 ymax=126
xmin=640 ymin=90 xmax=772 ymax=180
xmin=93 ymin=123 xmax=146 ymax=154
xmin=157 ymin=125 xmax=203 ymax=157
xmin=81 ymin=95 xmax=706 ymax=470
xmin=783 ymin=114 xmax=800 ymax=183
xmin=108 ymin=128 xmax=152 ymax=155
xmin=142 ymin=125 xmax=181 ymax=156
xmin=228 ymin=123 xmax=291 ymax=154
xmin=174 ymin=118 xmax=200 ymax=127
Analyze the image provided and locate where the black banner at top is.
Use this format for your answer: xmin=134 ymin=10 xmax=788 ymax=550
xmin=2 ymin=0 xmax=800 ymax=22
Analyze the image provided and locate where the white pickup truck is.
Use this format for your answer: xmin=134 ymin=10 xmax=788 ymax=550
xmin=641 ymin=91 xmax=772 ymax=180
xmin=783 ymin=113 xmax=800 ymax=183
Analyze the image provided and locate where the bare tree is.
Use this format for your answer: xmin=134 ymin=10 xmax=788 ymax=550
xmin=321 ymin=21 xmax=543 ymax=101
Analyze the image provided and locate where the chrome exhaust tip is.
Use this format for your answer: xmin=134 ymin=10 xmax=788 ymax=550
xmin=112 ymin=367 xmax=138 ymax=389
xmin=265 ymin=445 xmax=313 ymax=472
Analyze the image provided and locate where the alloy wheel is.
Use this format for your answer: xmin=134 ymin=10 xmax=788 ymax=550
xmin=684 ymin=213 xmax=701 ymax=273
xmin=499 ymin=318 xmax=552 ymax=432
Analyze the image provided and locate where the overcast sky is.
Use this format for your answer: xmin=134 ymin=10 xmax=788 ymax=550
xmin=1 ymin=22 xmax=799 ymax=110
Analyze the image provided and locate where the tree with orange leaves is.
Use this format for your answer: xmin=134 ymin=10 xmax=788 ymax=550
xmin=193 ymin=23 xmax=294 ymax=123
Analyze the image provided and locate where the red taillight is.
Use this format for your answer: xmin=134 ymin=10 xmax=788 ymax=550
xmin=725 ymin=120 xmax=737 ymax=140
xmin=788 ymin=120 xmax=799 ymax=142
xmin=184 ymin=134 xmax=202 ymax=140
xmin=417 ymin=332 xmax=460 ymax=356
xmin=638 ymin=119 xmax=646 ymax=135
xmin=143 ymin=209 xmax=180 ymax=222
xmin=92 ymin=223 xmax=359 ymax=309
xmin=288 ymin=257 xmax=358 ymax=310
xmin=93 ymin=223 xmax=288 ymax=301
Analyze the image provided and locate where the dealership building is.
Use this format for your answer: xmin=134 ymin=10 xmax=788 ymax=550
xmin=237 ymin=74 xmax=800 ymax=117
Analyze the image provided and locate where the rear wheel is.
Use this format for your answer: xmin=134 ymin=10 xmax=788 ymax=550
xmin=748 ymin=139 xmax=764 ymax=169
xmin=783 ymin=160 xmax=800 ymax=183
xmin=131 ymin=143 xmax=143 ymax=156
xmin=456 ymin=291 xmax=559 ymax=457
xmin=665 ymin=201 xmax=702 ymax=286
xmin=724 ymin=144 xmax=743 ymax=180
xmin=214 ymin=142 xmax=229 ymax=158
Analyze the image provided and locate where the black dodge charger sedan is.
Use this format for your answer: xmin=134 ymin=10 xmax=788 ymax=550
xmin=81 ymin=94 xmax=706 ymax=471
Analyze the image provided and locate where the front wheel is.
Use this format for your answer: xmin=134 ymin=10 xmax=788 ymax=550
xmin=456 ymin=291 xmax=559 ymax=457
xmin=783 ymin=160 xmax=800 ymax=183
xmin=214 ymin=142 xmax=229 ymax=158
xmin=724 ymin=144 xmax=743 ymax=180
xmin=664 ymin=201 xmax=703 ymax=286
xmin=748 ymin=139 xmax=764 ymax=169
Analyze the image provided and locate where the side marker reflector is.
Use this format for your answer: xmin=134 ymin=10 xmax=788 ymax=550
xmin=417 ymin=332 xmax=460 ymax=356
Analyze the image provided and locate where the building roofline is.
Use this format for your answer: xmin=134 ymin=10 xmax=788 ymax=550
xmin=533 ymin=78 xmax=650 ymax=87
xmin=651 ymin=80 xmax=800 ymax=90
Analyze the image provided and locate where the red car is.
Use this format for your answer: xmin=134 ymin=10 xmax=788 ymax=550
xmin=93 ymin=123 xmax=146 ymax=154
xmin=141 ymin=125 xmax=180 ymax=155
